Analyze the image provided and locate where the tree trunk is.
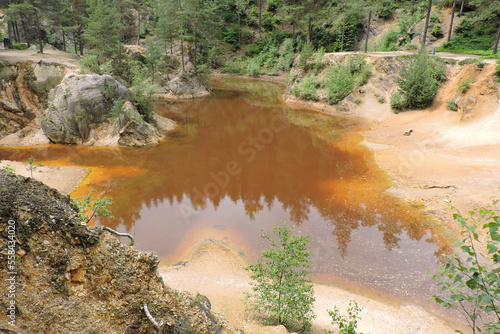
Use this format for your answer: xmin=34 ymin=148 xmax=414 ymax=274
xmin=308 ymin=17 xmax=313 ymax=42
xmin=7 ymin=21 xmax=13 ymax=47
xmin=448 ymin=0 xmax=456 ymax=42
xmin=13 ymin=21 xmax=20 ymax=44
xmin=258 ymin=0 xmax=262 ymax=32
xmin=237 ymin=0 xmax=241 ymax=46
xmin=72 ymin=32 xmax=78 ymax=54
xmin=494 ymin=22 xmax=500 ymax=55
xmin=75 ymin=0 xmax=84 ymax=55
xmin=340 ymin=0 xmax=347 ymax=52
xmin=62 ymin=29 xmax=66 ymax=52
xmin=32 ymin=4 xmax=43 ymax=54
xmin=179 ymin=0 xmax=185 ymax=72
xmin=137 ymin=9 xmax=141 ymax=45
xmin=422 ymin=0 xmax=432 ymax=45
xmin=20 ymin=16 xmax=30 ymax=47
xmin=459 ymin=0 xmax=464 ymax=17
xmin=364 ymin=9 xmax=372 ymax=53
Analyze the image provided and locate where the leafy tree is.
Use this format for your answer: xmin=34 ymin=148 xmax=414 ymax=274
xmin=432 ymin=200 xmax=500 ymax=333
xmin=246 ymin=223 xmax=316 ymax=333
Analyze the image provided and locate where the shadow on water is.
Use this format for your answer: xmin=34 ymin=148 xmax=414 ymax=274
xmin=0 ymin=77 xmax=452 ymax=306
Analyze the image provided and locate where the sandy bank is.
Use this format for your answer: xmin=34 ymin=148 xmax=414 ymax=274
xmin=0 ymin=160 xmax=89 ymax=195
xmin=160 ymin=241 xmax=460 ymax=334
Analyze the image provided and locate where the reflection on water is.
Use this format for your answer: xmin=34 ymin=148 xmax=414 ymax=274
xmin=0 ymin=77 xmax=451 ymax=306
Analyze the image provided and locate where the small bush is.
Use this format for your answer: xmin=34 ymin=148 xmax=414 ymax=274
xmin=395 ymin=48 xmax=445 ymax=110
xmin=431 ymin=23 xmax=443 ymax=38
xmin=353 ymin=97 xmax=361 ymax=105
xmin=13 ymin=43 xmax=28 ymax=50
xmin=377 ymin=30 xmax=399 ymax=51
xmin=495 ymin=61 xmax=500 ymax=77
xmin=377 ymin=96 xmax=386 ymax=104
xmin=292 ymin=76 xmax=319 ymax=101
xmin=324 ymin=301 xmax=363 ymax=334
xmin=390 ymin=91 xmax=405 ymax=111
xmin=324 ymin=64 xmax=355 ymax=105
xmin=457 ymin=77 xmax=475 ymax=93
xmin=458 ymin=58 xmax=479 ymax=66
xmin=446 ymin=100 xmax=458 ymax=111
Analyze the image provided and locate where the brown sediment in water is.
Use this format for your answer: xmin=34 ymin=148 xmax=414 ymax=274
xmin=0 ymin=77 xmax=467 ymax=332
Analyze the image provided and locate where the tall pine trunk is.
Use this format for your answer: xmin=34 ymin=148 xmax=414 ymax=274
xmin=364 ymin=9 xmax=372 ymax=53
xmin=459 ymin=0 xmax=464 ymax=17
xmin=62 ymin=29 xmax=66 ymax=52
xmin=179 ymin=0 xmax=185 ymax=72
xmin=494 ymin=23 xmax=500 ymax=55
xmin=32 ymin=4 xmax=44 ymax=54
xmin=258 ymin=0 xmax=262 ymax=32
xmin=137 ymin=10 xmax=141 ymax=45
xmin=448 ymin=0 xmax=456 ymax=42
xmin=422 ymin=0 xmax=432 ymax=45
xmin=340 ymin=0 xmax=347 ymax=52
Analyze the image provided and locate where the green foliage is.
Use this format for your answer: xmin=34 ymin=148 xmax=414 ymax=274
xmin=447 ymin=100 xmax=458 ymax=111
xmin=495 ymin=61 xmax=500 ymax=78
xmin=292 ymin=76 xmax=319 ymax=101
xmin=299 ymin=42 xmax=314 ymax=67
xmin=74 ymin=189 xmax=114 ymax=224
xmin=431 ymin=23 xmax=443 ymax=38
xmin=395 ymin=48 xmax=446 ymax=110
xmin=458 ymin=77 xmax=475 ymax=93
xmin=458 ymin=76 xmax=476 ymax=91
xmin=26 ymin=156 xmax=36 ymax=178
xmin=458 ymin=58 xmax=480 ymax=66
xmin=390 ymin=91 xmax=405 ymax=112
xmin=13 ymin=43 xmax=28 ymax=50
xmin=377 ymin=30 xmax=399 ymax=51
xmin=246 ymin=223 xmax=315 ymax=333
xmin=1 ymin=162 xmax=15 ymax=175
xmin=324 ymin=64 xmax=355 ymax=105
xmin=324 ymin=301 xmax=363 ymax=334
xmin=441 ymin=19 xmax=497 ymax=52
xmin=432 ymin=200 xmax=500 ymax=333
xmin=377 ymin=96 xmax=386 ymax=104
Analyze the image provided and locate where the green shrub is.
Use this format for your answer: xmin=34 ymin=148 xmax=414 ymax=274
xmin=458 ymin=58 xmax=479 ymax=66
xmin=324 ymin=64 xmax=355 ymax=105
xmin=390 ymin=91 xmax=405 ymax=111
xmin=457 ymin=77 xmax=475 ymax=93
xmin=324 ymin=301 xmax=363 ymax=334
xmin=292 ymin=76 xmax=319 ymax=101
xmin=13 ymin=43 xmax=28 ymax=50
xmin=446 ymin=100 xmax=458 ymax=111
xmin=431 ymin=23 xmax=443 ymax=38
xmin=441 ymin=19 xmax=497 ymax=52
xmin=496 ymin=61 xmax=500 ymax=77
xmin=395 ymin=48 xmax=445 ymax=110
xmin=377 ymin=96 xmax=386 ymax=104
xmin=377 ymin=30 xmax=399 ymax=51
xmin=299 ymin=42 xmax=314 ymax=67
xmin=246 ymin=58 xmax=261 ymax=75
xmin=353 ymin=97 xmax=361 ymax=105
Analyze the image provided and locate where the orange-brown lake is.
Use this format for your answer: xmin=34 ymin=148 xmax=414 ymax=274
xmin=0 ymin=77 xmax=452 ymax=307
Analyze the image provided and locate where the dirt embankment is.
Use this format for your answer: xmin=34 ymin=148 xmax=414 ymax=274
xmin=284 ymin=53 xmax=500 ymax=236
xmin=0 ymin=172 xmax=240 ymax=334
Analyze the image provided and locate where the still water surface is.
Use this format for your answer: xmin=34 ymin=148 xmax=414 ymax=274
xmin=0 ymin=78 xmax=451 ymax=307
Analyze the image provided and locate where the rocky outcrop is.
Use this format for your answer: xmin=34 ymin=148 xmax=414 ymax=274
xmin=0 ymin=172 xmax=239 ymax=334
xmin=156 ymin=45 xmax=212 ymax=99
xmin=0 ymin=61 xmax=69 ymax=143
xmin=41 ymin=74 xmax=176 ymax=146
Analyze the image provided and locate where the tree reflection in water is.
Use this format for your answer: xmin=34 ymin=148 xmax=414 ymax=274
xmin=0 ymin=78 xmax=451 ymax=303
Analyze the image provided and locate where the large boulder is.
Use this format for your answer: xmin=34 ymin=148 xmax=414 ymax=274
xmin=41 ymin=74 xmax=176 ymax=146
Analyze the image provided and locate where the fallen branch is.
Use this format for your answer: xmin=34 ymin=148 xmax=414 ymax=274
xmin=101 ymin=226 xmax=135 ymax=246
xmin=144 ymin=303 xmax=163 ymax=334
xmin=122 ymin=324 xmax=140 ymax=334
xmin=0 ymin=326 xmax=23 ymax=334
